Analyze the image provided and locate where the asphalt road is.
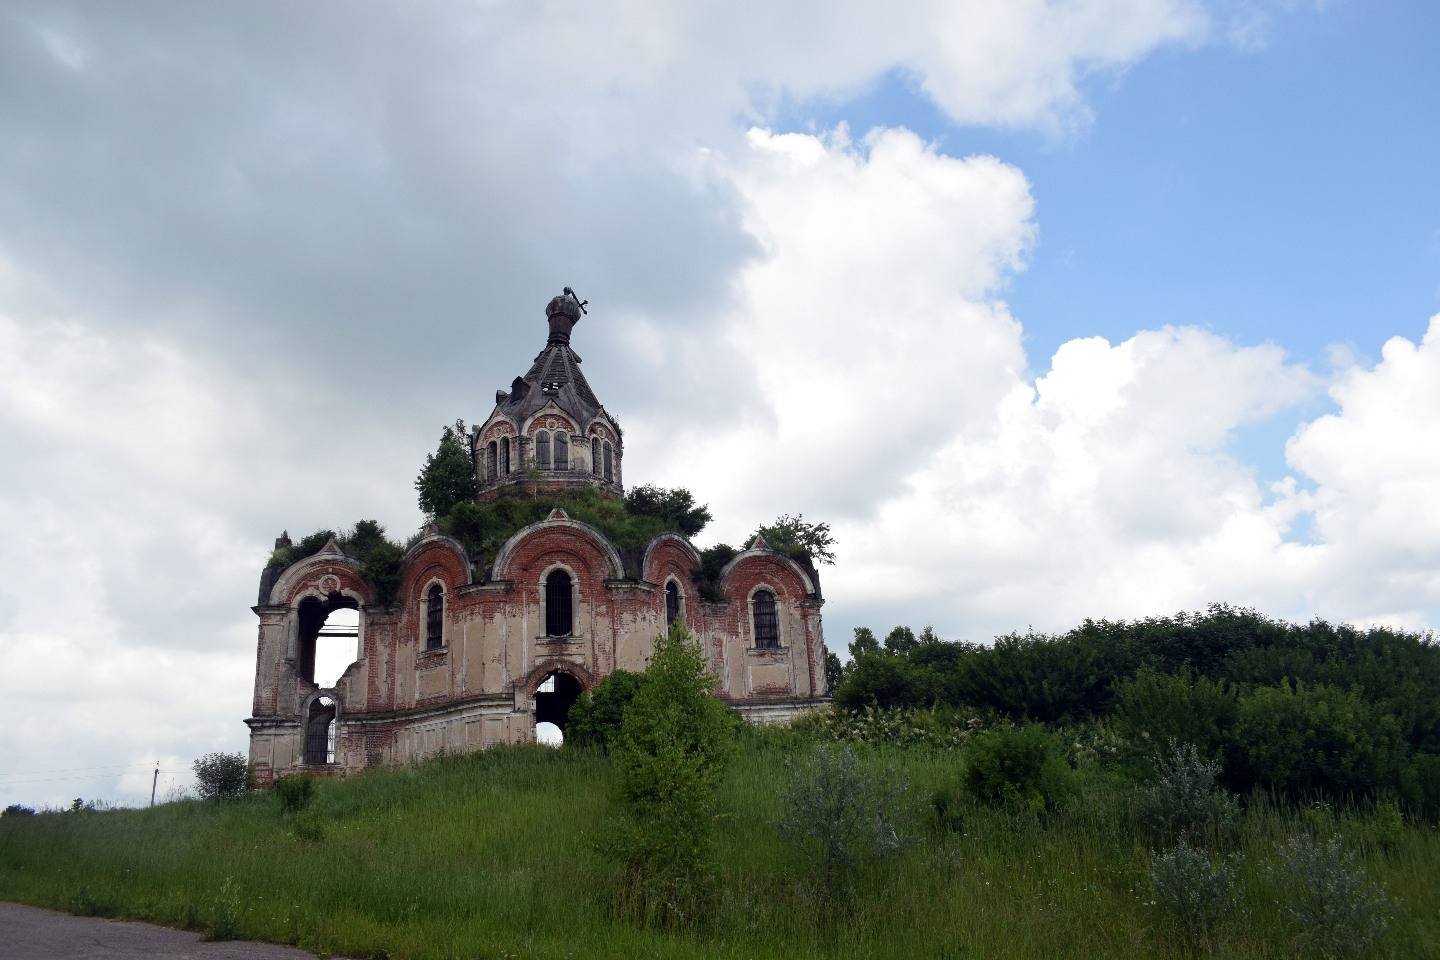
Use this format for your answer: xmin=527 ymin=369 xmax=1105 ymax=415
xmin=0 ymin=903 xmax=339 ymax=959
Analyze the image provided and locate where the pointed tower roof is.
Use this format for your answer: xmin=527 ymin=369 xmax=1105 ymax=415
xmin=494 ymin=290 xmax=605 ymax=428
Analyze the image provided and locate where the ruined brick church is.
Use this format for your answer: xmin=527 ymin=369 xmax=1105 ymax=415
xmin=246 ymin=291 xmax=828 ymax=782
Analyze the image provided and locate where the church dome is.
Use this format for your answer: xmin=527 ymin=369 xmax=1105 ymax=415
xmin=474 ymin=290 xmax=623 ymax=499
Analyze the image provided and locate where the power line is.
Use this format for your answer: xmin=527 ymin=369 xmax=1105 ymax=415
xmin=0 ymin=762 xmax=162 ymax=784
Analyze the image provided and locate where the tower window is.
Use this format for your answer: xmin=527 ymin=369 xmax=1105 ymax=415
xmin=536 ymin=430 xmax=551 ymax=469
xmin=591 ymin=437 xmax=600 ymax=475
xmin=545 ymin=569 xmax=573 ymax=637
xmin=665 ymin=581 xmax=680 ymax=625
xmin=501 ymin=436 xmax=511 ymax=475
xmin=426 ymin=583 xmax=444 ymax=650
xmin=554 ymin=432 xmax=569 ymax=470
xmin=486 ymin=441 xmax=497 ymax=481
xmin=603 ymin=441 xmax=613 ymax=482
xmin=753 ymin=590 xmax=779 ymax=649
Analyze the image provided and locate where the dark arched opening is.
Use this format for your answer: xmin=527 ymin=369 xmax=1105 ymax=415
xmin=753 ymin=590 xmax=779 ymax=649
xmin=305 ymin=695 xmax=337 ymax=764
xmin=425 ymin=583 xmax=444 ymax=650
xmin=534 ymin=671 xmax=583 ymax=743
xmin=665 ymin=581 xmax=680 ymax=625
xmin=545 ymin=569 xmax=573 ymax=637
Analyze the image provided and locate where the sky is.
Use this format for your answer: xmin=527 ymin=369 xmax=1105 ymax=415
xmin=2 ymin=0 xmax=1439 ymax=807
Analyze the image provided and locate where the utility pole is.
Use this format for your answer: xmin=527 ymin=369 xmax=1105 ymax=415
xmin=150 ymin=764 xmax=159 ymax=808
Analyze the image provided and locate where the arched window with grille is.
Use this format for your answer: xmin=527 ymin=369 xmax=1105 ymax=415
xmin=305 ymin=696 xmax=337 ymax=764
xmin=603 ymin=441 xmax=613 ymax=482
xmin=486 ymin=441 xmax=497 ymax=481
xmin=535 ymin=430 xmax=551 ymax=469
xmin=545 ymin=569 xmax=573 ymax=637
xmin=425 ymin=583 xmax=444 ymax=650
xmin=752 ymin=590 xmax=779 ymax=649
xmin=554 ymin=432 xmax=569 ymax=470
xmin=665 ymin=581 xmax=680 ymax=626
xmin=501 ymin=436 xmax=511 ymax=475
xmin=591 ymin=436 xmax=600 ymax=475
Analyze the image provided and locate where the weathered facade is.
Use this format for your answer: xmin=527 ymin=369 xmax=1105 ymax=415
xmin=245 ymin=291 xmax=828 ymax=784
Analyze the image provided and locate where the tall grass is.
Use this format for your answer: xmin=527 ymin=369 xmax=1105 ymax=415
xmin=2 ymin=740 xmax=1437 ymax=959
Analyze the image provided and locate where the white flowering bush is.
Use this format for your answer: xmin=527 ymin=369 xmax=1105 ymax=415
xmin=791 ymin=704 xmax=986 ymax=750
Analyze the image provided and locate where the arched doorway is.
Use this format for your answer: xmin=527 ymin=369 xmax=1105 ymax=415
xmin=305 ymin=695 xmax=337 ymax=764
xmin=533 ymin=670 xmax=583 ymax=746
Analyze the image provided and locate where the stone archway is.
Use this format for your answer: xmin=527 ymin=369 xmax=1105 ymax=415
xmin=533 ymin=670 xmax=584 ymax=745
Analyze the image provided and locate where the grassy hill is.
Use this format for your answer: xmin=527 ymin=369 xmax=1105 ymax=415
xmin=1 ymin=733 xmax=1437 ymax=959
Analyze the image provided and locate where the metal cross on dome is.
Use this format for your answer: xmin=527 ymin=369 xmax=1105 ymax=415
xmin=563 ymin=286 xmax=588 ymax=314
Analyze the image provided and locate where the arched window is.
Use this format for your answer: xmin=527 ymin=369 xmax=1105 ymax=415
xmin=752 ymin=590 xmax=779 ymax=649
xmin=535 ymin=430 xmax=551 ymax=469
xmin=591 ymin=436 xmax=601 ymax=475
xmin=425 ymin=583 xmax=444 ymax=650
xmin=545 ymin=569 xmax=573 ymax=637
xmin=665 ymin=581 xmax=680 ymax=625
xmin=603 ymin=441 xmax=613 ymax=482
xmin=501 ymin=436 xmax=511 ymax=475
xmin=486 ymin=441 xmax=497 ymax=481
xmin=554 ymin=432 xmax=569 ymax=470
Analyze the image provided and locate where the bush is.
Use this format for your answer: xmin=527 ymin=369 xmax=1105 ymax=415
xmin=775 ymin=743 xmax=918 ymax=904
xmin=193 ymin=752 xmax=252 ymax=802
xmin=963 ymin=723 xmax=1077 ymax=813
xmin=792 ymin=704 xmax=980 ymax=751
xmin=1233 ymin=680 xmax=1406 ymax=798
xmin=1268 ymin=833 xmax=1393 ymax=959
xmin=1397 ymin=752 xmax=1440 ymax=824
xmin=603 ymin=621 xmax=740 ymax=928
xmin=1150 ymin=843 xmax=1243 ymax=944
xmin=1110 ymin=667 xmax=1238 ymax=764
xmin=1 ymin=804 xmax=36 ymax=817
xmin=565 ymin=669 xmax=645 ymax=751
xmin=273 ymin=774 xmax=317 ymax=813
xmin=1135 ymin=741 xmax=1240 ymax=846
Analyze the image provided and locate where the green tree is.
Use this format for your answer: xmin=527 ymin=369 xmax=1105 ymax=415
xmin=193 ymin=752 xmax=253 ymax=801
xmin=565 ymin=669 xmax=645 ymax=751
xmin=415 ymin=420 xmax=476 ymax=519
xmin=604 ymin=621 xmax=740 ymax=928
xmin=754 ymin=513 xmax=836 ymax=565
xmin=825 ymin=648 xmax=843 ymax=691
xmin=624 ymin=485 xmax=712 ymax=537
xmin=849 ymin=626 xmax=879 ymax=659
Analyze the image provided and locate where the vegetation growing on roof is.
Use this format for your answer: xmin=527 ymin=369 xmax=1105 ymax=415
xmin=694 ymin=544 xmax=738 ymax=602
xmin=264 ymin=520 xmax=406 ymax=606
xmin=624 ymin=485 xmax=712 ymax=537
xmin=440 ymin=484 xmax=712 ymax=577
xmin=753 ymin=513 xmax=836 ymax=566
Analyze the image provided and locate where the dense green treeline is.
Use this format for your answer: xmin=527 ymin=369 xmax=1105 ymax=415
xmin=834 ymin=605 xmax=1440 ymax=815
